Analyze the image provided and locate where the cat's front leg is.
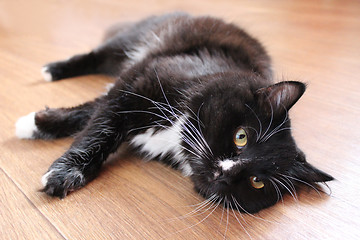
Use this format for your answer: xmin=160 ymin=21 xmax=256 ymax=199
xmin=41 ymin=102 xmax=126 ymax=198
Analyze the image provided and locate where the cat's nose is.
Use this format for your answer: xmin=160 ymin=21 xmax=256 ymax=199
xmin=214 ymin=171 xmax=232 ymax=185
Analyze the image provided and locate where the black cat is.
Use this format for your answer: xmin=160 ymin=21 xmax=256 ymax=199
xmin=15 ymin=12 xmax=333 ymax=213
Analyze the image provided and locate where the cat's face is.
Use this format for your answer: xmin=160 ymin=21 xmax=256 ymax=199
xmin=186 ymin=77 xmax=333 ymax=213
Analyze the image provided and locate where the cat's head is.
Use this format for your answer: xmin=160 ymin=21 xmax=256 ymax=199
xmin=185 ymin=75 xmax=333 ymax=213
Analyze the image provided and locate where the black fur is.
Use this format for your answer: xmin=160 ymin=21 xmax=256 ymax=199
xmin=21 ymin=13 xmax=333 ymax=213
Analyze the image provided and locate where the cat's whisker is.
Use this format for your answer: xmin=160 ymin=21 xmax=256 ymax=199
xmin=260 ymin=104 xmax=290 ymax=143
xmin=172 ymin=116 xmax=212 ymax=159
xmin=148 ymin=104 xmax=200 ymax=131
xmin=245 ymin=104 xmax=262 ymax=142
xmin=217 ymin=197 xmax=226 ymax=237
xmin=229 ymin=201 xmax=253 ymax=240
xmin=153 ymin=69 xmax=210 ymax=155
xmin=184 ymin=123 xmax=213 ymax=159
xmin=173 ymin=200 xmax=209 ymax=209
xmin=166 ymin=194 xmax=217 ymax=222
xmin=167 ymin=196 xmax=221 ymax=237
xmin=181 ymin=133 xmax=208 ymax=159
xmin=161 ymin=197 xmax=221 ymax=240
xmin=322 ymin=182 xmax=332 ymax=196
xmin=196 ymin=102 xmax=205 ymax=130
xmin=128 ymin=98 xmax=210 ymax=161
xmin=231 ymin=201 xmax=248 ymax=226
xmin=154 ymin=67 xmax=178 ymax=118
xmin=117 ymin=89 xmax=171 ymax=121
xmin=181 ymin=101 xmax=205 ymax=128
xmin=171 ymin=107 xmax=211 ymax=155
xmin=156 ymin=102 xmax=212 ymax=159
xmin=279 ymin=176 xmax=298 ymax=200
xmin=247 ymin=126 xmax=259 ymax=140
xmin=192 ymin=102 xmax=214 ymax=156
xmin=165 ymin=93 xmax=205 ymax=129
xmin=229 ymin=198 xmax=253 ymax=236
xmin=128 ymin=123 xmax=167 ymax=134
xmin=123 ymin=108 xmax=206 ymax=161
xmin=153 ymin=69 xmax=203 ymax=133
xmin=180 ymin=150 xmax=203 ymax=161
xmin=231 ymin=195 xmax=277 ymax=224
xmin=279 ymin=174 xmax=322 ymax=197
xmin=182 ymin=142 xmax=210 ymax=165
xmin=272 ymin=177 xmax=295 ymax=201
xmin=223 ymin=198 xmax=230 ymax=240
xmin=117 ymin=91 xmax=198 ymax=149
xmin=176 ymin=196 xmax=219 ymax=220
xmin=120 ymin=84 xmax=214 ymax=162
xmin=116 ymin=109 xmax=174 ymax=125
xmin=179 ymin=128 xmax=203 ymax=150
xmin=261 ymin=99 xmax=274 ymax=141
xmin=182 ymin=121 xmax=210 ymax=156
xmin=261 ymin=127 xmax=291 ymax=143
xmin=272 ymin=177 xmax=298 ymax=202
xmin=269 ymin=178 xmax=283 ymax=203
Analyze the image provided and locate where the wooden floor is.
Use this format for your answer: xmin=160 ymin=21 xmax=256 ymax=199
xmin=1 ymin=0 xmax=360 ymax=239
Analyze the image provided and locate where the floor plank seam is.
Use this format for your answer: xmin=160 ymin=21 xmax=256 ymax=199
xmin=0 ymin=167 xmax=68 ymax=240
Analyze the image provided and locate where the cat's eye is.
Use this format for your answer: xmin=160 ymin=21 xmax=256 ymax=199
xmin=234 ymin=128 xmax=247 ymax=148
xmin=249 ymin=176 xmax=265 ymax=189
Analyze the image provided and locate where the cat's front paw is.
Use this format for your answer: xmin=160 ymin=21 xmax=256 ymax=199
xmin=41 ymin=163 xmax=86 ymax=198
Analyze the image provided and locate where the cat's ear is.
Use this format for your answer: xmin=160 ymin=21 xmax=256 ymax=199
xmin=256 ymin=81 xmax=306 ymax=115
xmin=294 ymin=162 xmax=334 ymax=183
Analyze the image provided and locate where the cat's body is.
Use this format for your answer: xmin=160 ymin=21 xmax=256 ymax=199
xmin=16 ymin=13 xmax=333 ymax=213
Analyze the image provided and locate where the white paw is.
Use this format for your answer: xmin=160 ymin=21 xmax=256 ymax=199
xmin=41 ymin=170 xmax=54 ymax=186
xmin=105 ymin=83 xmax=115 ymax=92
xmin=102 ymin=83 xmax=115 ymax=95
xmin=15 ymin=112 xmax=38 ymax=139
xmin=41 ymin=66 xmax=53 ymax=82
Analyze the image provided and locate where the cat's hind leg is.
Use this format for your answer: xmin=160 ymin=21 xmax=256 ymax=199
xmin=15 ymin=99 xmax=99 ymax=139
xmin=41 ymin=50 xmax=118 ymax=81
xmin=41 ymin=22 xmax=138 ymax=82
xmin=41 ymin=24 xmax=132 ymax=82
xmin=41 ymin=53 xmax=95 ymax=82
xmin=42 ymin=13 xmax=189 ymax=82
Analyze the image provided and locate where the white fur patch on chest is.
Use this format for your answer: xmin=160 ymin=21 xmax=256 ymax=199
xmin=130 ymin=116 xmax=193 ymax=176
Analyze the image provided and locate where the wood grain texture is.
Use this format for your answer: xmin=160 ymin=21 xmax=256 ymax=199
xmin=0 ymin=169 xmax=64 ymax=239
xmin=1 ymin=0 xmax=359 ymax=239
